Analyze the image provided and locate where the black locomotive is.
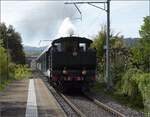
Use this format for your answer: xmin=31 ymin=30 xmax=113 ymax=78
xmin=36 ymin=36 xmax=96 ymax=92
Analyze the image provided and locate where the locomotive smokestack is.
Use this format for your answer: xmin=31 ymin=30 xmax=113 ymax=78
xmin=58 ymin=17 xmax=75 ymax=37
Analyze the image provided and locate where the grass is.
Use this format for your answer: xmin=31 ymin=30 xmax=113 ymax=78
xmin=91 ymin=81 xmax=144 ymax=112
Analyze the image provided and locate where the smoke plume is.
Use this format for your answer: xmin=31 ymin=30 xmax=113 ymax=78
xmin=58 ymin=17 xmax=75 ymax=37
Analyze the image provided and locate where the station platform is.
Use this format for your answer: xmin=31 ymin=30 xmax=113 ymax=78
xmin=0 ymin=77 xmax=66 ymax=117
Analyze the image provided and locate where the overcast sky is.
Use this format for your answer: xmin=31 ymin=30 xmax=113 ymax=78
xmin=1 ymin=1 xmax=149 ymax=47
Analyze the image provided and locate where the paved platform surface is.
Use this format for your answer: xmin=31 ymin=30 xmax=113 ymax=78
xmin=0 ymin=80 xmax=28 ymax=117
xmin=34 ymin=78 xmax=66 ymax=117
xmin=0 ymin=77 xmax=66 ymax=117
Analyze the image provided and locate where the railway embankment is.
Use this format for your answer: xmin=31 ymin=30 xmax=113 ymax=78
xmin=91 ymin=82 xmax=145 ymax=117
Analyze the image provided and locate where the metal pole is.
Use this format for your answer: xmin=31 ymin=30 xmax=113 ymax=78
xmin=64 ymin=1 xmax=111 ymax=89
xmin=6 ymin=33 xmax=12 ymax=80
xmin=106 ymin=0 xmax=111 ymax=90
xmin=6 ymin=36 xmax=9 ymax=80
xmin=149 ymin=0 xmax=150 ymax=17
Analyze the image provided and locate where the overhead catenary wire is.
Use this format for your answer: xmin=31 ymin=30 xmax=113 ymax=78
xmin=64 ymin=0 xmax=112 ymax=90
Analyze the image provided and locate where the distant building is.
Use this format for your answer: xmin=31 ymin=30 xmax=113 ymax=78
xmin=25 ymin=56 xmax=37 ymax=68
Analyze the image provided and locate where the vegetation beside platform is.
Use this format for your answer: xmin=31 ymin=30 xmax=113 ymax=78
xmin=91 ymin=16 xmax=150 ymax=116
xmin=0 ymin=23 xmax=32 ymax=91
xmin=0 ymin=43 xmax=32 ymax=91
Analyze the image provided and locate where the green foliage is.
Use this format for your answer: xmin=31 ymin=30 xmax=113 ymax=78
xmin=0 ymin=40 xmax=31 ymax=90
xmin=0 ymin=42 xmax=11 ymax=90
xmin=120 ymin=68 xmax=150 ymax=111
xmin=110 ymin=35 xmax=124 ymax=48
xmin=91 ymin=25 xmax=125 ymax=81
xmin=117 ymin=16 xmax=150 ymax=111
xmin=15 ymin=64 xmax=32 ymax=80
xmin=133 ymin=73 xmax=150 ymax=111
xmin=139 ymin=16 xmax=150 ymax=40
xmin=0 ymin=40 xmax=10 ymax=83
xmin=92 ymin=16 xmax=150 ymax=112
xmin=110 ymin=63 xmax=125 ymax=83
xmin=0 ymin=23 xmax=25 ymax=64
xmin=92 ymin=80 xmax=144 ymax=110
xmin=131 ymin=16 xmax=150 ymax=72
xmin=91 ymin=25 xmax=107 ymax=80
xmin=120 ymin=68 xmax=143 ymax=97
xmin=91 ymin=25 xmax=106 ymax=61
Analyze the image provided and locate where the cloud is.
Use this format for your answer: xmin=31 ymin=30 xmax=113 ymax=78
xmin=1 ymin=1 xmax=78 ymax=46
xmin=1 ymin=1 xmax=149 ymax=46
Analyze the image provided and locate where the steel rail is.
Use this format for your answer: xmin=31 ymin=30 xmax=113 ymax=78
xmin=46 ymin=83 xmax=86 ymax=117
xmin=60 ymin=93 xmax=87 ymax=117
xmin=84 ymin=93 xmax=126 ymax=117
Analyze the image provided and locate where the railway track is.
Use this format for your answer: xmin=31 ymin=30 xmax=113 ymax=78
xmin=83 ymin=93 xmax=126 ymax=117
xmin=40 ymin=74 xmax=79 ymax=117
xmin=38 ymin=72 xmax=126 ymax=117
xmin=64 ymin=94 xmax=118 ymax=117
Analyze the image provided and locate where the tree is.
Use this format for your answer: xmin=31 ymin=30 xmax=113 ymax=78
xmin=119 ymin=16 xmax=150 ymax=112
xmin=131 ymin=16 xmax=150 ymax=72
xmin=110 ymin=35 xmax=124 ymax=48
xmin=91 ymin=26 xmax=106 ymax=62
xmin=0 ymin=23 xmax=25 ymax=64
xmin=0 ymin=40 xmax=8 ymax=83
xmin=91 ymin=26 xmax=107 ymax=81
xmin=91 ymin=25 xmax=125 ymax=83
xmin=139 ymin=16 xmax=150 ymax=41
xmin=91 ymin=25 xmax=124 ymax=61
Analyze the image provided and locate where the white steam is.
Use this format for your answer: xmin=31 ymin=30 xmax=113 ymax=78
xmin=58 ymin=17 xmax=75 ymax=37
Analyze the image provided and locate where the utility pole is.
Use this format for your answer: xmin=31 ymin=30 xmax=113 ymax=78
xmin=65 ymin=0 xmax=111 ymax=90
xmin=7 ymin=35 xmax=9 ymax=80
xmin=6 ymin=33 xmax=12 ymax=80
xmin=106 ymin=0 xmax=111 ymax=90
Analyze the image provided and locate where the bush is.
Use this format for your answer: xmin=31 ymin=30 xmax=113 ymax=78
xmin=120 ymin=68 xmax=142 ymax=97
xmin=133 ymin=73 xmax=150 ymax=112
xmin=0 ymin=39 xmax=32 ymax=91
xmin=111 ymin=63 xmax=125 ymax=84
xmin=0 ymin=43 xmax=10 ymax=83
xmin=120 ymin=68 xmax=150 ymax=111
xmin=15 ymin=64 xmax=32 ymax=80
xmin=0 ymin=42 xmax=14 ymax=90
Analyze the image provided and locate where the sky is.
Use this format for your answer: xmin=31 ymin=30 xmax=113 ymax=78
xmin=1 ymin=1 xmax=149 ymax=47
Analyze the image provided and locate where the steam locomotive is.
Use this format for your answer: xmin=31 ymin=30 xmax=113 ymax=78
xmin=36 ymin=36 xmax=96 ymax=92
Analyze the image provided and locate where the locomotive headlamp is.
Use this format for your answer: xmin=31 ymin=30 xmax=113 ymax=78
xmin=63 ymin=69 xmax=68 ymax=75
xmin=82 ymin=70 xmax=87 ymax=75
